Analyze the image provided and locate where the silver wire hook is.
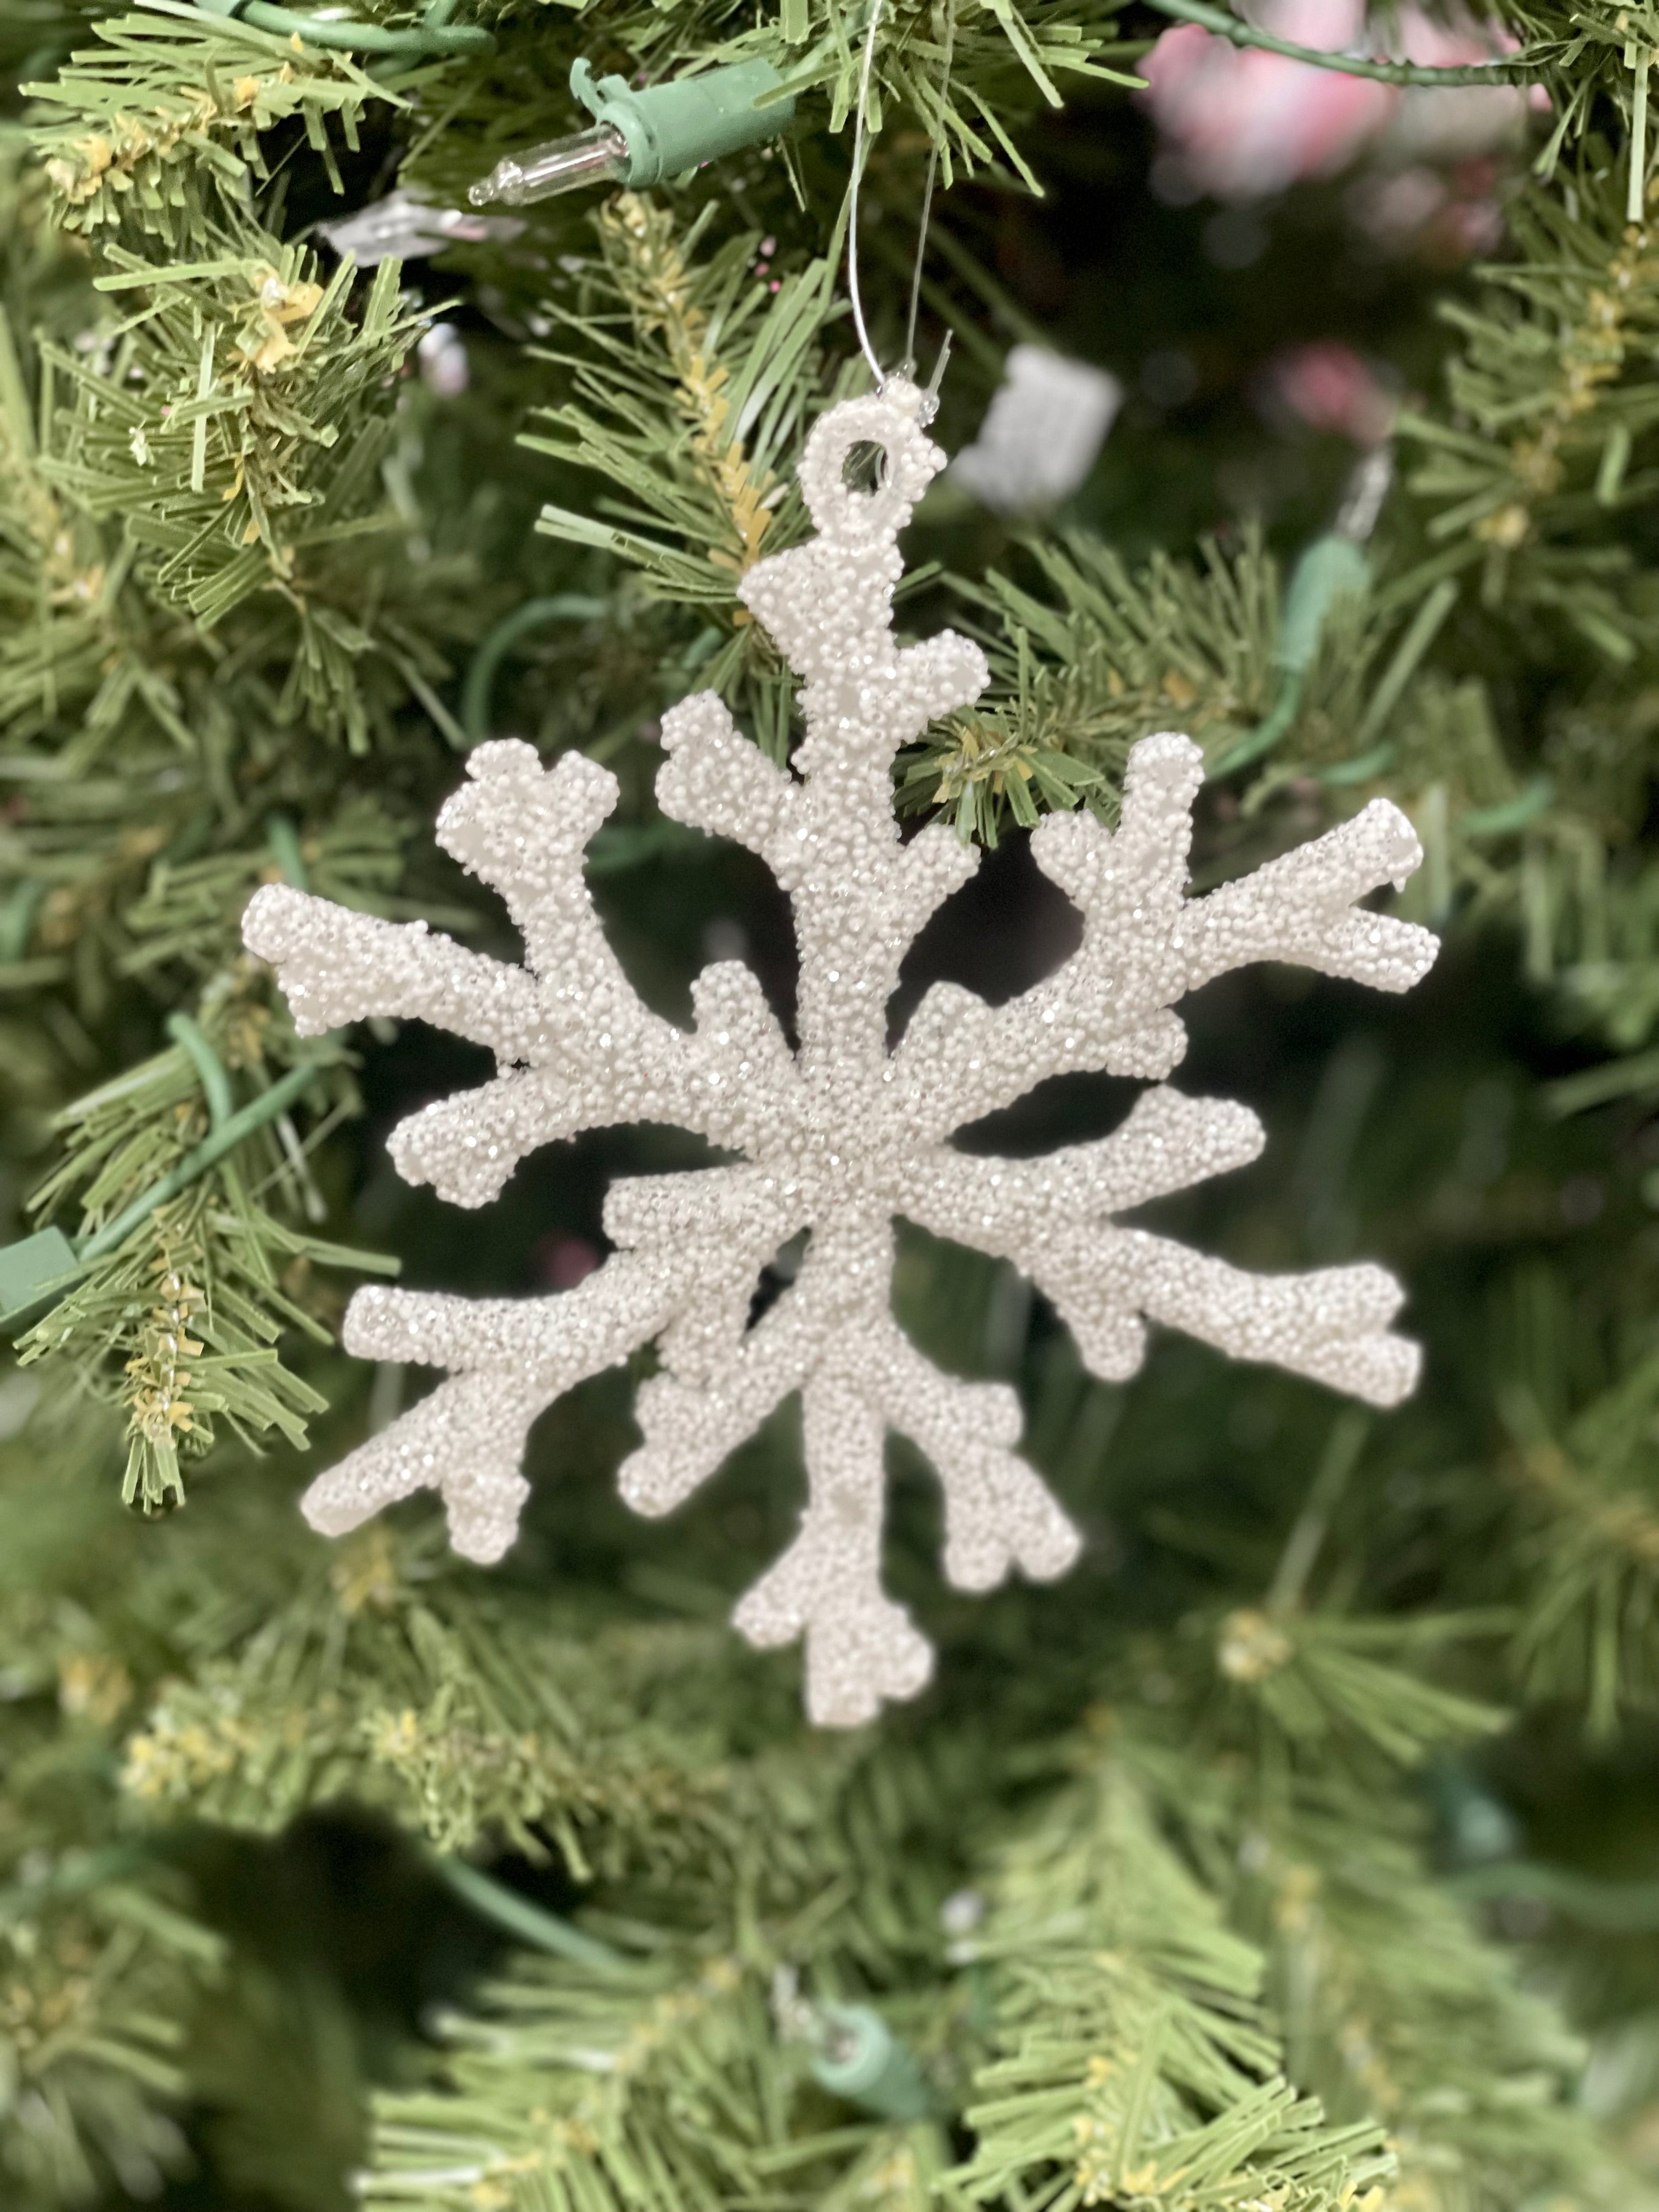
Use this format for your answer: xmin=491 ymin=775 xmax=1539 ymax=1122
xmin=847 ymin=0 xmax=955 ymax=419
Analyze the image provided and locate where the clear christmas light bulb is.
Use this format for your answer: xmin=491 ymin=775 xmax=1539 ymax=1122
xmin=468 ymin=123 xmax=628 ymax=208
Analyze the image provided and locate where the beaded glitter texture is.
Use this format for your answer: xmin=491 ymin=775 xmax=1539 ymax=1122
xmin=244 ymin=381 xmax=1439 ymax=1728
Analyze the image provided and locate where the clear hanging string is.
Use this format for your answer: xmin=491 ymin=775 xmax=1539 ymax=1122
xmin=904 ymin=5 xmax=955 ymax=376
xmin=846 ymin=0 xmax=954 ymax=410
xmin=845 ymin=0 xmax=887 ymax=390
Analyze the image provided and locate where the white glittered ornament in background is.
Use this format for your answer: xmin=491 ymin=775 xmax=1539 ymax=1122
xmin=951 ymin=344 xmax=1122 ymax=515
xmin=244 ymin=381 xmax=1438 ymax=1728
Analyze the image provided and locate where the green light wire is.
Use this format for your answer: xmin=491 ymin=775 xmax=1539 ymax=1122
xmin=461 ymin=595 xmax=610 ymax=746
xmin=188 ymin=0 xmax=491 ymax=61
xmin=75 ymin=1060 xmax=325 ymax=1265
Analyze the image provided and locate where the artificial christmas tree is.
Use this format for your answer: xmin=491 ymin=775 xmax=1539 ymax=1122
xmin=4 ymin=2 xmax=1659 ymax=2208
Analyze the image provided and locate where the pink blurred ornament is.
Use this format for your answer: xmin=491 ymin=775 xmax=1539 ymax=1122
xmin=1378 ymin=13 xmax=1552 ymax=167
xmin=1142 ymin=3 xmax=1544 ymax=205
xmin=1265 ymin=341 xmax=1396 ymax=445
xmin=1346 ymin=156 xmax=1509 ymax=266
xmin=1143 ymin=4 xmax=1392 ymax=202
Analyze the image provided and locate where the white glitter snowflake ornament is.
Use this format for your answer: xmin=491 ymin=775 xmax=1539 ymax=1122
xmin=244 ymin=381 xmax=1438 ymax=1727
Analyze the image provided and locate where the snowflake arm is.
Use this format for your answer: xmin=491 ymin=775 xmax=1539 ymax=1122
xmin=619 ymin=1221 xmax=859 ymax=1518
xmin=726 ymin=1302 xmax=1080 ymax=1726
xmin=654 ymin=624 xmax=982 ymax=1004
xmin=241 ymin=889 xmax=541 ymax=1060
xmin=901 ymin=1086 xmax=1267 ymax=1238
xmin=1103 ymin=1237 xmax=1417 ymax=1404
xmin=622 ymin=1214 xmax=1080 ymax=1724
xmin=252 ymin=740 xmax=805 ymax=1209
xmin=301 ymin=1369 xmax=545 ymax=1565
xmin=434 ymin=738 xmax=633 ymax=983
xmin=1177 ymin=793 xmax=1437 ymax=995
xmin=868 ymin=1319 xmax=1081 ymax=1593
xmin=899 ymin=1084 xmax=1420 ymax=1404
xmin=306 ymin=1256 xmax=687 ymax=1561
xmin=656 ymin=691 xmax=799 ymax=856
xmin=735 ymin=1373 xmax=935 ymax=1727
xmin=893 ymin=732 xmax=1437 ymax=1139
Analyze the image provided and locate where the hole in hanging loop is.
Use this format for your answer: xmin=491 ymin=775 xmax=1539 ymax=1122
xmin=842 ymin=438 xmax=889 ymax=496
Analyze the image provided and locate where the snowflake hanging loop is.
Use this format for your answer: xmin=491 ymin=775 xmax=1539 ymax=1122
xmin=244 ymin=379 xmax=1438 ymax=1727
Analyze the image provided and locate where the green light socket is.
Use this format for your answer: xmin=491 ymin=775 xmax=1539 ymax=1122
xmin=1276 ymin=533 xmax=1370 ymax=675
xmin=809 ymin=2001 xmax=935 ymax=2122
xmin=571 ymin=55 xmax=794 ymax=188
